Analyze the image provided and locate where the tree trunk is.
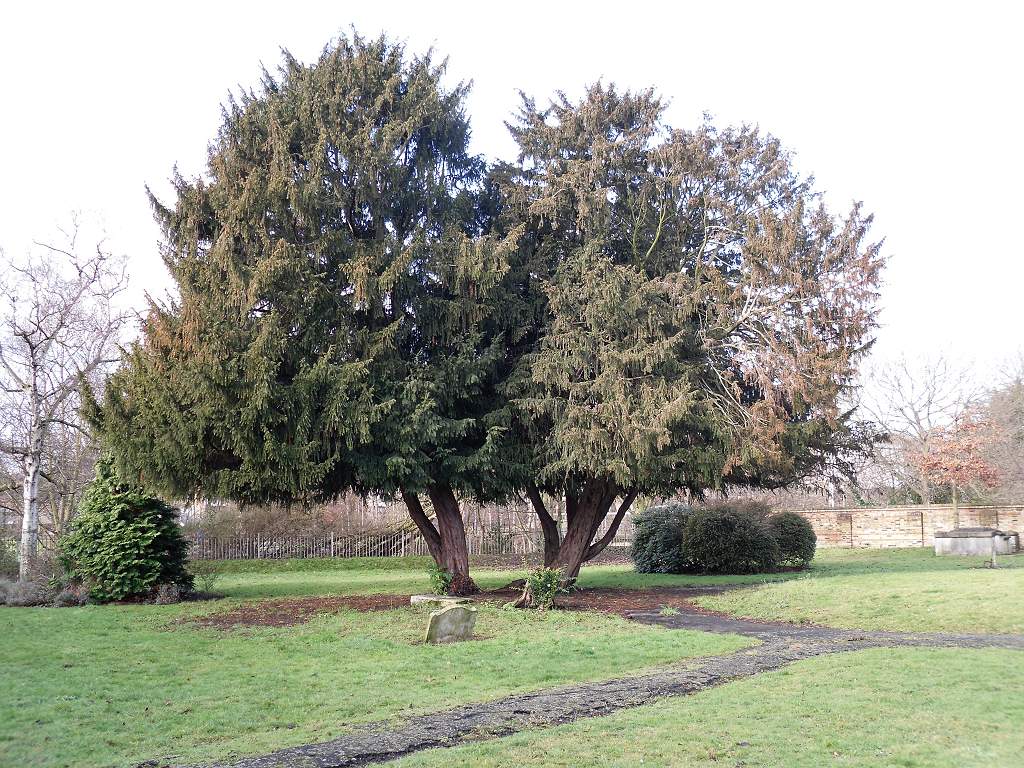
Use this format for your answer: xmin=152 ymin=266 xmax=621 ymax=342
xmin=19 ymin=456 xmax=40 ymax=582
xmin=549 ymin=479 xmax=618 ymax=582
xmin=401 ymin=484 xmax=478 ymax=596
xmin=525 ymin=483 xmax=562 ymax=567
xmin=427 ymin=484 xmax=478 ymax=595
xmin=519 ymin=479 xmax=638 ymax=606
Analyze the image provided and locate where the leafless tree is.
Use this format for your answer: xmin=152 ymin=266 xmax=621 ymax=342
xmin=980 ymin=352 xmax=1024 ymax=503
xmin=859 ymin=355 xmax=984 ymax=504
xmin=0 ymin=218 xmax=129 ymax=580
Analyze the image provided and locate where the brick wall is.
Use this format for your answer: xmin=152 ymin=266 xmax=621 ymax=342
xmin=794 ymin=505 xmax=1024 ymax=548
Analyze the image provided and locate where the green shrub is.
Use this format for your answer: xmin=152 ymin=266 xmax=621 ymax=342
xmin=188 ymin=559 xmax=225 ymax=594
xmin=681 ymin=502 xmax=780 ymax=574
xmin=59 ymin=459 xmax=193 ymax=603
xmin=524 ymin=567 xmax=565 ymax=609
xmin=768 ymin=511 xmax=817 ymax=567
xmin=631 ymin=503 xmax=690 ymax=573
xmin=427 ymin=562 xmax=453 ymax=595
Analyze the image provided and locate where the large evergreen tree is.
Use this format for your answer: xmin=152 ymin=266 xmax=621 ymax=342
xmin=88 ymin=34 xmax=517 ymax=593
xmin=496 ymin=85 xmax=883 ymax=586
xmin=89 ymin=46 xmax=882 ymax=595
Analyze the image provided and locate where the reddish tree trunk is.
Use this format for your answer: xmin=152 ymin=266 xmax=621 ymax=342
xmin=526 ymin=479 xmax=639 ymax=589
xmin=402 ymin=484 xmax=479 ymax=596
xmin=526 ymin=482 xmax=562 ymax=567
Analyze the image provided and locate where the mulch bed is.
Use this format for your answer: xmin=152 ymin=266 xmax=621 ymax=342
xmin=186 ymin=583 xmax=726 ymax=629
xmin=188 ymin=594 xmax=411 ymax=629
xmin=470 ymin=585 xmax=725 ymax=617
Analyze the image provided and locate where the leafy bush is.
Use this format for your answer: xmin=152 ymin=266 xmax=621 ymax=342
xmin=631 ymin=503 xmax=690 ymax=573
xmin=524 ymin=567 xmax=565 ymax=609
xmin=59 ymin=459 xmax=193 ymax=603
xmin=188 ymin=559 xmax=225 ymax=594
xmin=681 ymin=502 xmax=780 ymax=574
xmin=53 ymin=585 xmax=89 ymax=607
xmin=427 ymin=562 xmax=453 ymax=595
xmin=768 ymin=511 xmax=817 ymax=567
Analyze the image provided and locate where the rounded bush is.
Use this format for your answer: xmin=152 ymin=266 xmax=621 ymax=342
xmin=681 ymin=503 xmax=780 ymax=574
xmin=768 ymin=511 xmax=816 ymax=567
xmin=59 ymin=459 xmax=193 ymax=603
xmin=631 ymin=503 xmax=690 ymax=573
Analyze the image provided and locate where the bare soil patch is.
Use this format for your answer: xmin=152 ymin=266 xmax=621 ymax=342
xmin=188 ymin=594 xmax=411 ymax=629
xmin=472 ymin=585 xmax=733 ymax=616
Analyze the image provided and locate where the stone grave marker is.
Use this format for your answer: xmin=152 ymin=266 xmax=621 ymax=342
xmin=424 ymin=604 xmax=477 ymax=644
xmin=410 ymin=594 xmax=471 ymax=608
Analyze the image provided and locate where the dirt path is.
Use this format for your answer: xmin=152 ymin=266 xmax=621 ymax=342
xmin=164 ymin=600 xmax=1024 ymax=768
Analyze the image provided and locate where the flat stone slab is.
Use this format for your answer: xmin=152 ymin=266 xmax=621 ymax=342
xmin=424 ymin=604 xmax=477 ymax=644
xmin=410 ymin=594 xmax=471 ymax=608
xmin=936 ymin=527 xmax=1010 ymax=538
xmin=935 ymin=527 xmax=1019 ymax=556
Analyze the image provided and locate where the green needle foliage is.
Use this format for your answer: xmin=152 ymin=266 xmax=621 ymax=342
xmin=86 ymin=33 xmax=523 ymax=590
xmin=59 ymin=459 xmax=192 ymax=602
xmin=86 ymin=37 xmax=883 ymax=593
xmin=495 ymin=84 xmax=883 ymax=580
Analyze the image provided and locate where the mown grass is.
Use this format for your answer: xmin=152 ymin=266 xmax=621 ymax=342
xmin=0 ymin=564 xmax=748 ymax=768
xmin=697 ymin=548 xmax=1024 ymax=633
xmin=394 ymin=647 xmax=1024 ymax=768
xmin=4 ymin=548 xmax=1021 ymax=767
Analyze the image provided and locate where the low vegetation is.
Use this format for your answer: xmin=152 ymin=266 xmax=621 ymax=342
xmin=58 ymin=460 xmax=193 ymax=602
xmin=631 ymin=501 xmax=817 ymax=575
xmin=393 ymin=648 xmax=1024 ymax=768
xmin=0 ymin=558 xmax=747 ymax=768
xmin=3 ymin=548 xmax=1019 ymax=767
xmin=697 ymin=549 xmax=1024 ymax=633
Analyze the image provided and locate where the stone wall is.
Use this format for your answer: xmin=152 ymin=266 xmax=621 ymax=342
xmin=794 ymin=505 xmax=1024 ymax=548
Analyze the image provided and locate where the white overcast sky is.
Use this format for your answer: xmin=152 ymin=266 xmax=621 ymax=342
xmin=1 ymin=1 xmax=1021 ymax=376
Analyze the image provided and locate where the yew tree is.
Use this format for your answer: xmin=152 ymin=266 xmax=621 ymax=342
xmin=88 ymin=35 xmax=516 ymax=593
xmin=498 ymin=85 xmax=884 ymax=583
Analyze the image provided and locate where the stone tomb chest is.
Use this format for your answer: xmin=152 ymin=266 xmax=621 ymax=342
xmin=934 ymin=527 xmax=1020 ymax=556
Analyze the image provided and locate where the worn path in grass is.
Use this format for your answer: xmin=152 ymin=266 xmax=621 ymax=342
xmin=180 ymin=600 xmax=1024 ymax=768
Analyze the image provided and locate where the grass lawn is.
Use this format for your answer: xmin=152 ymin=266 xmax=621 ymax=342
xmin=3 ymin=548 xmax=1021 ymax=767
xmin=696 ymin=547 xmax=1024 ymax=633
xmin=0 ymin=561 xmax=749 ymax=768
xmin=210 ymin=555 xmax=789 ymax=600
xmin=394 ymin=647 xmax=1024 ymax=768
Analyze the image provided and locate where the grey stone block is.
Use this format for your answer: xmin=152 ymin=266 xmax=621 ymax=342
xmin=424 ymin=604 xmax=477 ymax=644
xmin=934 ymin=527 xmax=1020 ymax=556
xmin=410 ymin=594 xmax=471 ymax=608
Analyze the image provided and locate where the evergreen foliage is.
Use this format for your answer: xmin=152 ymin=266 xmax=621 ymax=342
xmin=85 ymin=36 xmax=883 ymax=591
xmin=499 ymin=84 xmax=883 ymax=578
xmin=768 ymin=511 xmax=817 ymax=566
xmin=681 ymin=503 xmax=780 ymax=575
xmin=59 ymin=459 xmax=192 ymax=602
xmin=630 ymin=503 xmax=690 ymax=574
xmin=88 ymin=33 xmax=511 ymax=506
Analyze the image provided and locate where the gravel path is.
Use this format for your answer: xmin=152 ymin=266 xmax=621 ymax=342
xmin=162 ymin=600 xmax=1024 ymax=768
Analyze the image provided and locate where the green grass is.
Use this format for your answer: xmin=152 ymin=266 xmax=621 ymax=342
xmin=213 ymin=555 xmax=793 ymax=600
xmin=0 ymin=567 xmax=748 ymax=768
xmin=4 ymin=548 xmax=1022 ymax=767
xmin=697 ymin=548 xmax=1024 ymax=633
xmin=394 ymin=647 xmax=1024 ymax=768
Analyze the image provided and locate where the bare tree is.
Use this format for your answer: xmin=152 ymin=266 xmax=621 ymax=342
xmin=859 ymin=355 xmax=984 ymax=504
xmin=0 ymin=218 xmax=128 ymax=580
xmin=980 ymin=352 xmax=1024 ymax=503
